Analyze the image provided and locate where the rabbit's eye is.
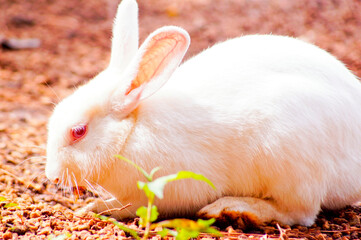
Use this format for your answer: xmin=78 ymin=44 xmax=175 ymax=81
xmin=70 ymin=124 xmax=87 ymax=143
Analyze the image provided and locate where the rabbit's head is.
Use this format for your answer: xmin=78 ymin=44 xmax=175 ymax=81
xmin=45 ymin=0 xmax=190 ymax=188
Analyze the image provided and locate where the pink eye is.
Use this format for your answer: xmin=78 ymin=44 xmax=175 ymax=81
xmin=70 ymin=124 xmax=87 ymax=143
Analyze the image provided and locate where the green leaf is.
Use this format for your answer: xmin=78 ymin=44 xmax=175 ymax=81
xmin=149 ymin=205 xmax=159 ymax=222
xmin=176 ymin=228 xmax=199 ymax=240
xmin=197 ymin=218 xmax=216 ymax=227
xmin=111 ymin=220 xmax=140 ymax=240
xmin=149 ymin=166 xmax=161 ymax=180
xmin=48 ymin=233 xmax=72 ymax=240
xmin=94 ymin=214 xmax=140 ymax=240
xmin=115 ymin=155 xmax=151 ymax=181
xmin=136 ymin=205 xmax=159 ymax=227
xmin=0 ymin=196 xmax=7 ymax=202
xmin=137 ymin=181 xmax=154 ymax=199
xmin=4 ymin=202 xmax=18 ymax=209
xmin=156 ymin=218 xmax=221 ymax=238
xmin=174 ymin=171 xmax=216 ymax=189
xmin=147 ymin=171 xmax=216 ymax=199
xmin=157 ymin=228 xmax=170 ymax=237
xmin=157 ymin=218 xmax=199 ymax=229
xmin=136 ymin=206 xmax=147 ymax=226
xmin=196 ymin=219 xmax=221 ymax=234
xmin=157 ymin=227 xmax=178 ymax=238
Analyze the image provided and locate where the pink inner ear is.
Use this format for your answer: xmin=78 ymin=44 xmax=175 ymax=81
xmin=125 ymin=31 xmax=187 ymax=95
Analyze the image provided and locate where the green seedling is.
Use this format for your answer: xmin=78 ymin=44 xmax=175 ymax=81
xmin=95 ymin=214 xmax=141 ymax=240
xmin=0 ymin=196 xmax=19 ymax=209
xmin=115 ymin=155 xmax=221 ymax=240
xmin=4 ymin=202 xmax=19 ymax=208
xmin=157 ymin=218 xmax=222 ymax=240
xmin=48 ymin=233 xmax=72 ymax=240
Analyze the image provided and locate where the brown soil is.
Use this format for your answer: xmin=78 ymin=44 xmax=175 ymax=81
xmin=1 ymin=0 xmax=361 ymax=239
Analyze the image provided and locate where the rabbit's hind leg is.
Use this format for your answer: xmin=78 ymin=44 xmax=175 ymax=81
xmin=197 ymin=196 xmax=319 ymax=229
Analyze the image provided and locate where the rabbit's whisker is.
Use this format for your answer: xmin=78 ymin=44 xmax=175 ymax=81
xmin=44 ymin=81 xmax=61 ymax=103
xmin=84 ymin=179 xmax=115 ymax=212
xmin=17 ymin=156 xmax=47 ymax=166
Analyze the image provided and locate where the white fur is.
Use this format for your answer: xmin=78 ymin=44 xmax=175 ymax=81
xmin=46 ymin=0 xmax=361 ymax=226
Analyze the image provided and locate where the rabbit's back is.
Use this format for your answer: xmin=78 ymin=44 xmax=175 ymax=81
xmin=141 ymin=35 xmax=361 ymax=209
xmin=167 ymin=35 xmax=360 ymax=95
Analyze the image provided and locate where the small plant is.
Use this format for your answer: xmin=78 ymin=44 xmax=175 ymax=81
xmin=48 ymin=233 xmax=72 ymax=240
xmin=96 ymin=156 xmax=221 ymax=240
xmin=0 ymin=196 xmax=19 ymax=209
xmin=157 ymin=218 xmax=221 ymax=240
xmin=95 ymin=214 xmax=141 ymax=240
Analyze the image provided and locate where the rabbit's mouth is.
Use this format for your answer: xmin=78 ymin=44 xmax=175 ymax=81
xmin=71 ymin=186 xmax=87 ymax=200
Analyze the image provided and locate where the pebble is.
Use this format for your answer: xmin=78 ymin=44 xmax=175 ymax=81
xmin=30 ymin=210 xmax=41 ymax=218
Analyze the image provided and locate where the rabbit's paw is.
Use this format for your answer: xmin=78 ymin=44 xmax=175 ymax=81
xmin=74 ymin=206 xmax=92 ymax=218
xmin=199 ymin=208 xmax=262 ymax=230
xmin=197 ymin=196 xmax=292 ymax=229
xmin=74 ymin=200 xmax=105 ymax=218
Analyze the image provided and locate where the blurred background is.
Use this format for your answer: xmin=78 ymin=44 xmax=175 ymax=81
xmin=1 ymin=0 xmax=360 ymax=93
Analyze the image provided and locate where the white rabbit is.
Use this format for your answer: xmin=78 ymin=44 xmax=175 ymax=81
xmin=46 ymin=0 xmax=361 ymax=227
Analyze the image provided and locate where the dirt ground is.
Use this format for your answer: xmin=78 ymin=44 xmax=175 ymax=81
xmin=1 ymin=0 xmax=361 ymax=239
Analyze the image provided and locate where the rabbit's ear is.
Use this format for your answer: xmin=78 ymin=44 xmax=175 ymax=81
xmin=126 ymin=26 xmax=190 ymax=99
xmin=113 ymin=26 xmax=190 ymax=115
xmin=108 ymin=0 xmax=139 ymax=72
